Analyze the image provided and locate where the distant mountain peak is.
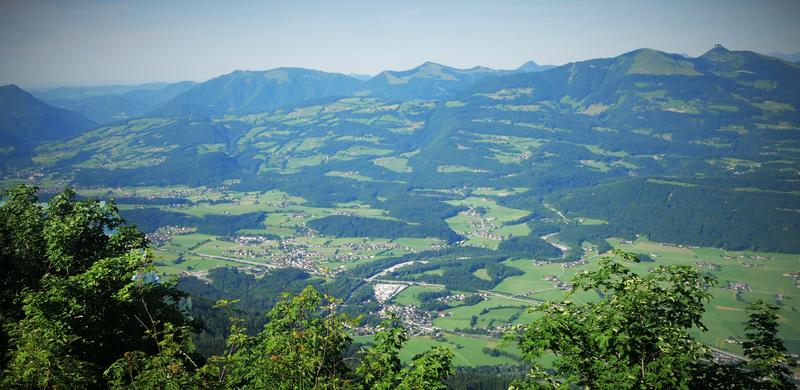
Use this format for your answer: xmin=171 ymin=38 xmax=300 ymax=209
xmin=420 ymin=61 xmax=444 ymax=67
xmin=700 ymin=44 xmax=742 ymax=64
xmin=0 ymin=84 xmax=25 ymax=94
xmin=711 ymin=44 xmax=730 ymax=52
xmin=620 ymin=48 xmax=701 ymax=76
xmin=154 ymin=67 xmax=362 ymax=117
xmin=0 ymin=84 xmax=46 ymax=108
xmin=516 ymin=60 xmax=556 ymax=73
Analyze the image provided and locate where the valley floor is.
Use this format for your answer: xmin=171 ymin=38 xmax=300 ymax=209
xmin=7 ymin=181 xmax=799 ymax=365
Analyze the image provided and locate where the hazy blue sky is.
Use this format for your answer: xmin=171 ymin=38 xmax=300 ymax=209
xmin=1 ymin=0 xmax=799 ymax=87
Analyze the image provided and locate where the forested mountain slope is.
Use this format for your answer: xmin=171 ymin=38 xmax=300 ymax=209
xmin=0 ymin=85 xmax=96 ymax=170
xmin=7 ymin=46 xmax=800 ymax=254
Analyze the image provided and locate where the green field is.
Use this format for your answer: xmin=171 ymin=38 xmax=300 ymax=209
xmin=611 ymin=237 xmax=800 ymax=354
xmin=433 ymin=296 xmax=527 ymax=330
xmin=472 ymin=236 xmax=800 ymax=356
xmin=353 ymin=333 xmax=521 ymax=366
xmin=373 ymin=156 xmax=412 ymax=173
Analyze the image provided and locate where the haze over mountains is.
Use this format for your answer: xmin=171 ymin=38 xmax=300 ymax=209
xmin=32 ymin=81 xmax=198 ymax=123
xmin=768 ymin=51 xmax=800 ymax=63
xmin=22 ymin=59 xmax=554 ymax=123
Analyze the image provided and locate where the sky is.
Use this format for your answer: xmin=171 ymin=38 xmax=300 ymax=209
xmin=1 ymin=0 xmax=799 ymax=87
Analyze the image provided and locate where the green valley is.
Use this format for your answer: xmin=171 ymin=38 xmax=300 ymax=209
xmin=2 ymin=40 xmax=800 ymax=387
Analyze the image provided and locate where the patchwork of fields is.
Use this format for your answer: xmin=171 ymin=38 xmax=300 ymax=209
xmin=35 ymin=183 xmax=797 ymax=365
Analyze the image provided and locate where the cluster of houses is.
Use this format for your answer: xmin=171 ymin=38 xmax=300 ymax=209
xmin=219 ymin=234 xmax=442 ymax=274
xmin=696 ymin=261 xmax=721 ymax=271
xmin=435 ymin=293 xmax=470 ymax=304
xmin=725 ymin=281 xmax=752 ymax=292
xmin=723 ymin=253 xmax=775 ymax=261
xmin=461 ymin=207 xmax=507 ymax=241
xmin=379 ymin=304 xmax=436 ymax=335
xmin=783 ymin=272 xmax=800 ymax=288
xmin=739 ymin=262 xmax=763 ymax=268
xmin=543 ymin=275 xmax=573 ymax=290
xmin=232 ymin=235 xmax=269 ymax=245
xmin=562 ymin=258 xmax=588 ymax=268
xmin=147 ymin=226 xmax=195 ymax=246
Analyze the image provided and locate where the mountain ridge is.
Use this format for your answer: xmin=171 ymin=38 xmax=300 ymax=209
xmin=153 ymin=68 xmax=363 ymax=117
xmin=36 ymin=81 xmax=197 ymax=124
xmin=0 ymin=84 xmax=97 ymax=169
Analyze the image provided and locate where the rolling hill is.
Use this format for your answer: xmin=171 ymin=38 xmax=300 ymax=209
xmin=360 ymin=62 xmax=513 ymax=100
xmin=154 ymin=68 xmax=364 ymax=117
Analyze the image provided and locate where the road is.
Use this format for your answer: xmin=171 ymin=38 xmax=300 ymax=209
xmin=708 ymin=346 xmax=746 ymax=362
xmin=366 ymin=260 xmax=422 ymax=281
xmin=362 ymin=276 xmax=544 ymax=305
xmin=367 ymin=278 xmax=445 ymax=288
xmin=543 ymin=202 xmax=568 ymax=221
xmin=540 ymin=232 xmax=570 ymax=253
xmin=190 ymin=252 xmax=283 ymax=269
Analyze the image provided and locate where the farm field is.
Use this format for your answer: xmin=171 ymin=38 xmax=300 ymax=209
xmin=384 ymin=234 xmax=800 ymax=359
xmin=353 ymin=333 xmax=521 ymax=367
xmin=487 ymin=236 xmax=800 ymax=356
xmin=611 ymin=237 xmax=800 ymax=355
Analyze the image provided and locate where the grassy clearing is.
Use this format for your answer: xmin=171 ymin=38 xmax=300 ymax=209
xmin=444 ymin=100 xmax=467 ymax=108
xmin=471 ymin=134 xmax=545 ymax=164
xmin=473 ymin=268 xmax=491 ymax=280
xmin=471 ymin=187 xmax=530 ymax=197
xmin=391 ymin=285 xmax=447 ymax=306
xmin=373 ymin=156 xmax=412 ymax=173
xmin=433 ymin=296 xmax=524 ymax=330
xmin=325 ymin=170 xmax=375 ymax=182
xmin=646 ymin=179 xmax=699 ymax=187
xmin=352 ymin=334 xmax=521 ymax=366
xmin=752 ymin=101 xmax=795 ymax=112
xmin=474 ymin=87 xmax=534 ymax=101
xmin=437 ymin=165 xmax=487 ymax=173
xmin=152 ymin=251 xmax=237 ymax=275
